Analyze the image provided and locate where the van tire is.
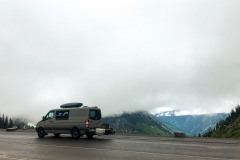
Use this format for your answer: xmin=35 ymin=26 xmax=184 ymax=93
xmin=54 ymin=133 xmax=61 ymax=137
xmin=38 ymin=128 xmax=46 ymax=138
xmin=71 ymin=128 xmax=80 ymax=139
xmin=86 ymin=133 xmax=93 ymax=139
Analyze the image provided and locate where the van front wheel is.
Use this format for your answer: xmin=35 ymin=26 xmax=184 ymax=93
xmin=71 ymin=128 xmax=80 ymax=139
xmin=38 ymin=128 xmax=46 ymax=138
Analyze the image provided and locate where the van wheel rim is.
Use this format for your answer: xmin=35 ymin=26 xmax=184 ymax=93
xmin=73 ymin=132 xmax=77 ymax=137
xmin=38 ymin=128 xmax=45 ymax=138
xmin=72 ymin=130 xmax=79 ymax=139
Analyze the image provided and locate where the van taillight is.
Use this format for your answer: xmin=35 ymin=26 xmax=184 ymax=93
xmin=85 ymin=120 xmax=89 ymax=128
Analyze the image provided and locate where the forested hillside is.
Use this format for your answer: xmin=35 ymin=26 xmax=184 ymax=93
xmin=102 ymin=111 xmax=173 ymax=136
xmin=0 ymin=114 xmax=14 ymax=129
xmin=203 ymin=105 xmax=240 ymax=138
xmin=0 ymin=113 xmax=32 ymax=129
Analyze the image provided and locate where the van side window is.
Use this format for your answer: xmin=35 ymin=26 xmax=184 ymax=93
xmin=45 ymin=111 xmax=54 ymax=120
xmin=89 ymin=110 xmax=101 ymax=120
xmin=56 ymin=110 xmax=69 ymax=120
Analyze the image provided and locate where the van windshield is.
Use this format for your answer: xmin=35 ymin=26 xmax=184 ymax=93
xmin=45 ymin=111 xmax=54 ymax=120
xmin=89 ymin=109 xmax=101 ymax=120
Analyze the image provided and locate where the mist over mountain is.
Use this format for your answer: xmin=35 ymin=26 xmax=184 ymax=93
xmin=1 ymin=1 xmax=240 ymax=121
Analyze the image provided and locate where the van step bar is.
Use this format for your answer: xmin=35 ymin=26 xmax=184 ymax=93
xmin=96 ymin=128 xmax=115 ymax=135
xmin=104 ymin=128 xmax=115 ymax=135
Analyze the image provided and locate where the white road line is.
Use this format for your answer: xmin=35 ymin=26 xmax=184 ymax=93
xmin=0 ymin=153 xmax=39 ymax=160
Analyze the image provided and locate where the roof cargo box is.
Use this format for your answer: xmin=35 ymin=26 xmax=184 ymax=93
xmin=60 ymin=103 xmax=83 ymax=108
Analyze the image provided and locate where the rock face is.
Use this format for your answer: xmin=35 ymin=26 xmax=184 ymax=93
xmin=102 ymin=111 xmax=173 ymax=136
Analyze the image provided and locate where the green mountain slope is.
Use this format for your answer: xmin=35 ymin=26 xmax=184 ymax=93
xmin=156 ymin=113 xmax=228 ymax=136
xmin=102 ymin=111 xmax=173 ymax=136
xmin=203 ymin=105 xmax=240 ymax=138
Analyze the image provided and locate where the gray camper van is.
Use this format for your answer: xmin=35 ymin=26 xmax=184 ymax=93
xmin=36 ymin=103 xmax=114 ymax=139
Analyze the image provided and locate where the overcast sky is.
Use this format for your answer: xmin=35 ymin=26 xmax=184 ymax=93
xmin=1 ymin=0 xmax=240 ymax=122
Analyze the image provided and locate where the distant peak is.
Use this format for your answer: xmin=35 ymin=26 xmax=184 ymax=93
xmin=154 ymin=110 xmax=179 ymax=117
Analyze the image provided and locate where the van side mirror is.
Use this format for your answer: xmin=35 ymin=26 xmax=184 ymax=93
xmin=42 ymin=116 xmax=46 ymax=121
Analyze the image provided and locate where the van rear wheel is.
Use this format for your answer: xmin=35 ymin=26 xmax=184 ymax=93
xmin=38 ymin=128 xmax=45 ymax=138
xmin=54 ymin=133 xmax=61 ymax=137
xmin=86 ymin=133 xmax=93 ymax=139
xmin=71 ymin=128 xmax=80 ymax=139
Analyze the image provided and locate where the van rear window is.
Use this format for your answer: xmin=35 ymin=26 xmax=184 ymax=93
xmin=89 ymin=110 xmax=101 ymax=120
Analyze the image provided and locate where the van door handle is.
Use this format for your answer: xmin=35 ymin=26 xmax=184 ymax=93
xmin=50 ymin=121 xmax=53 ymax=122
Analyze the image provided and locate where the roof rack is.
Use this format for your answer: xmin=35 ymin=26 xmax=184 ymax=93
xmin=60 ymin=103 xmax=83 ymax=108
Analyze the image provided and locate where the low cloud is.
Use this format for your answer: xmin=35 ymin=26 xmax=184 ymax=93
xmin=0 ymin=0 xmax=240 ymax=122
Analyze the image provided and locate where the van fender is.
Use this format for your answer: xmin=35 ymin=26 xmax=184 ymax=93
xmin=36 ymin=126 xmax=44 ymax=132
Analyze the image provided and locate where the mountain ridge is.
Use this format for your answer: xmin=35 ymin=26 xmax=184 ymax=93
xmin=102 ymin=111 xmax=173 ymax=136
xmin=153 ymin=111 xmax=228 ymax=136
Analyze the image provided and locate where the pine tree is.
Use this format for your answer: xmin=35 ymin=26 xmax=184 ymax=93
xmin=235 ymin=105 xmax=240 ymax=116
xmin=2 ymin=114 xmax=4 ymax=128
xmin=4 ymin=116 xmax=8 ymax=129
xmin=8 ymin=118 xmax=13 ymax=128
xmin=198 ymin=133 xmax=201 ymax=137
xmin=0 ymin=117 xmax=2 ymax=128
xmin=0 ymin=114 xmax=14 ymax=129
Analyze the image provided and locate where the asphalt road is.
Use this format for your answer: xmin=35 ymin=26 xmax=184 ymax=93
xmin=0 ymin=131 xmax=239 ymax=160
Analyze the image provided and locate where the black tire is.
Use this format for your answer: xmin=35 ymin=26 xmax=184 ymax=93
xmin=86 ymin=133 xmax=94 ymax=139
xmin=71 ymin=128 xmax=80 ymax=139
xmin=54 ymin=133 xmax=61 ymax=137
xmin=38 ymin=128 xmax=46 ymax=138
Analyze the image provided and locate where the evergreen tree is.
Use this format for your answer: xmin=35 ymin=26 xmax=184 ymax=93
xmin=0 ymin=113 xmax=15 ymax=129
xmin=198 ymin=133 xmax=201 ymax=137
xmin=9 ymin=118 xmax=13 ymax=128
xmin=0 ymin=117 xmax=2 ymax=128
xmin=236 ymin=105 xmax=240 ymax=115
xmin=236 ymin=105 xmax=240 ymax=116
xmin=2 ymin=114 xmax=4 ymax=128
xmin=4 ymin=116 xmax=8 ymax=129
xmin=216 ymin=122 xmax=219 ymax=129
